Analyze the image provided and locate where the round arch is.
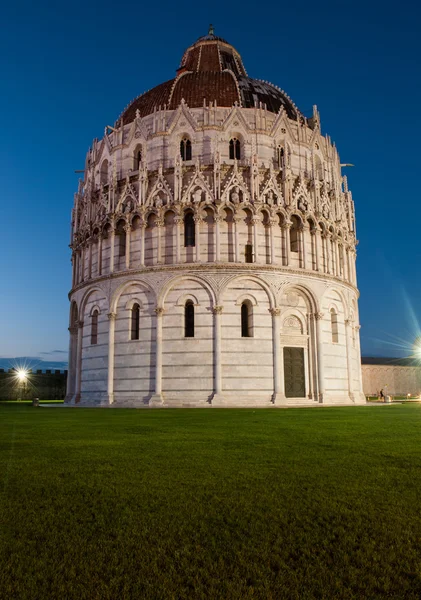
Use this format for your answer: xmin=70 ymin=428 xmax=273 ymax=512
xmin=110 ymin=279 xmax=157 ymax=313
xmin=159 ymin=274 xmax=217 ymax=308
xmin=79 ymin=286 xmax=108 ymax=320
xmin=281 ymin=283 xmax=319 ymax=314
xmin=219 ymin=274 xmax=276 ymax=309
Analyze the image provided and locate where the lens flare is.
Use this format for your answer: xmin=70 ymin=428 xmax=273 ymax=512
xmin=16 ymin=370 xmax=28 ymax=382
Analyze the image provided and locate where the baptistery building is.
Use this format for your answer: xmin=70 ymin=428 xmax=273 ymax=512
xmin=66 ymin=28 xmax=365 ymax=406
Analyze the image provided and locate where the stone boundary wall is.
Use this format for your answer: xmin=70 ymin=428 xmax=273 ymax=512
xmin=362 ymin=364 xmax=421 ymax=397
xmin=0 ymin=370 xmax=67 ymax=400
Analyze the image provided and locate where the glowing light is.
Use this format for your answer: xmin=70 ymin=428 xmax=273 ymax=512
xmin=16 ymin=370 xmax=28 ymax=382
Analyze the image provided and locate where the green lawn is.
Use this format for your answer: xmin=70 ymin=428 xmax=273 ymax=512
xmin=1 ymin=404 xmax=421 ymax=599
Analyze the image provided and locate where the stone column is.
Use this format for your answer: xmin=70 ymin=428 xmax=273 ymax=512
xmin=323 ymin=233 xmax=330 ymax=274
xmin=299 ymin=225 xmax=306 ymax=269
xmin=109 ymin=227 xmax=115 ymax=274
xmin=174 ymin=217 xmax=182 ymax=263
xmin=270 ymin=308 xmax=286 ymax=404
xmin=125 ymin=223 xmax=131 ymax=269
xmin=98 ymin=233 xmax=103 ymax=276
xmin=71 ymin=254 xmax=75 ymax=288
xmin=194 ymin=217 xmax=202 ymax=263
xmin=107 ymin=312 xmax=116 ymax=405
xmin=80 ymin=244 xmax=85 ymax=282
xmin=345 ymin=247 xmax=350 ymax=282
xmin=156 ymin=220 xmax=164 ymax=264
xmin=335 ymin=237 xmax=340 ymax=276
xmin=140 ymin=223 xmax=146 ymax=266
xmin=314 ymin=312 xmax=325 ymax=403
xmin=74 ymin=320 xmax=84 ymax=404
xmin=269 ymin=220 xmax=276 ymax=264
xmin=345 ymin=318 xmax=355 ymax=402
xmin=211 ymin=306 xmax=224 ymax=404
xmin=233 ymin=217 xmax=240 ymax=263
xmin=150 ymin=307 xmax=164 ymax=406
xmin=215 ymin=216 xmax=221 ymax=262
xmin=355 ymin=324 xmax=364 ymax=398
xmin=252 ymin=217 xmax=259 ymax=263
xmin=65 ymin=325 xmax=77 ymax=403
xmin=282 ymin=222 xmax=290 ymax=266
xmin=88 ymin=239 xmax=93 ymax=279
xmin=311 ymin=228 xmax=319 ymax=271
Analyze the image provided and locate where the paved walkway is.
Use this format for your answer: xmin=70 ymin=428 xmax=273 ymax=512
xmin=39 ymin=401 xmax=417 ymax=409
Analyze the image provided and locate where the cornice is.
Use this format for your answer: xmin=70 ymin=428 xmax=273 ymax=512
xmin=68 ymin=261 xmax=359 ymax=299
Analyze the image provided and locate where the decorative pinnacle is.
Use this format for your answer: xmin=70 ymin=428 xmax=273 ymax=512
xmin=208 ymin=24 xmax=214 ymax=36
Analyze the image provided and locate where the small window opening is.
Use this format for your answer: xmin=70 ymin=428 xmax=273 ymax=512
xmin=135 ymin=149 xmax=142 ymax=170
xmin=277 ymin=146 xmax=285 ymax=168
xmin=185 ymin=301 xmax=195 ymax=338
xmin=91 ymin=310 xmax=98 ymax=345
xmin=131 ymin=304 xmax=140 ymax=341
xmin=118 ymin=228 xmax=126 ymax=257
xmin=245 ymin=243 xmax=253 ymax=263
xmin=180 ymin=138 xmax=192 ymax=161
xmin=229 ymin=138 xmax=241 ymax=160
xmin=184 ymin=213 xmax=195 ymax=247
xmin=290 ymin=219 xmax=299 ymax=253
xmin=241 ymin=302 xmax=253 ymax=338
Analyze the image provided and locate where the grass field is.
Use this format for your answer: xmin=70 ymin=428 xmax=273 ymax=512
xmin=1 ymin=404 xmax=421 ymax=599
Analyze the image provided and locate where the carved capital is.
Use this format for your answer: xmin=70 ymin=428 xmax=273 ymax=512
xmin=107 ymin=312 xmax=116 ymax=321
xmin=345 ymin=318 xmax=352 ymax=326
xmin=174 ymin=217 xmax=183 ymax=225
xmin=313 ymin=312 xmax=324 ymax=321
xmin=269 ymin=308 xmax=281 ymax=317
xmin=193 ymin=216 xmax=204 ymax=225
xmin=212 ymin=305 xmax=223 ymax=314
xmin=76 ymin=320 xmax=84 ymax=328
xmin=155 ymin=307 xmax=165 ymax=316
xmin=124 ymin=224 xmax=131 ymax=233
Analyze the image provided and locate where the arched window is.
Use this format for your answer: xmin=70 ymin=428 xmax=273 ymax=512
xmin=135 ymin=149 xmax=142 ymax=170
xmin=180 ymin=138 xmax=192 ymax=161
xmin=330 ymin=308 xmax=338 ymax=343
xmin=185 ymin=301 xmax=194 ymax=338
xmin=116 ymin=222 xmax=126 ymax=257
xmin=131 ymin=304 xmax=140 ymax=340
xmin=229 ymin=138 xmax=241 ymax=160
xmin=277 ymin=146 xmax=284 ymax=168
xmin=184 ymin=212 xmax=195 ymax=247
xmin=91 ymin=310 xmax=98 ymax=345
xmin=245 ymin=243 xmax=253 ymax=263
xmin=100 ymin=160 xmax=108 ymax=185
xmin=290 ymin=216 xmax=300 ymax=253
xmin=315 ymin=155 xmax=323 ymax=181
xmin=241 ymin=302 xmax=253 ymax=337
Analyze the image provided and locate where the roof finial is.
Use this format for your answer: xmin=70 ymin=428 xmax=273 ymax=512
xmin=208 ymin=24 xmax=214 ymax=36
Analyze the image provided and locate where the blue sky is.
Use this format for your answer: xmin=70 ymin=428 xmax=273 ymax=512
xmin=0 ymin=0 xmax=420 ymax=362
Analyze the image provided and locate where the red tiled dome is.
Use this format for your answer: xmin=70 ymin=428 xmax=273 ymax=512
xmin=117 ymin=29 xmax=302 ymax=125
